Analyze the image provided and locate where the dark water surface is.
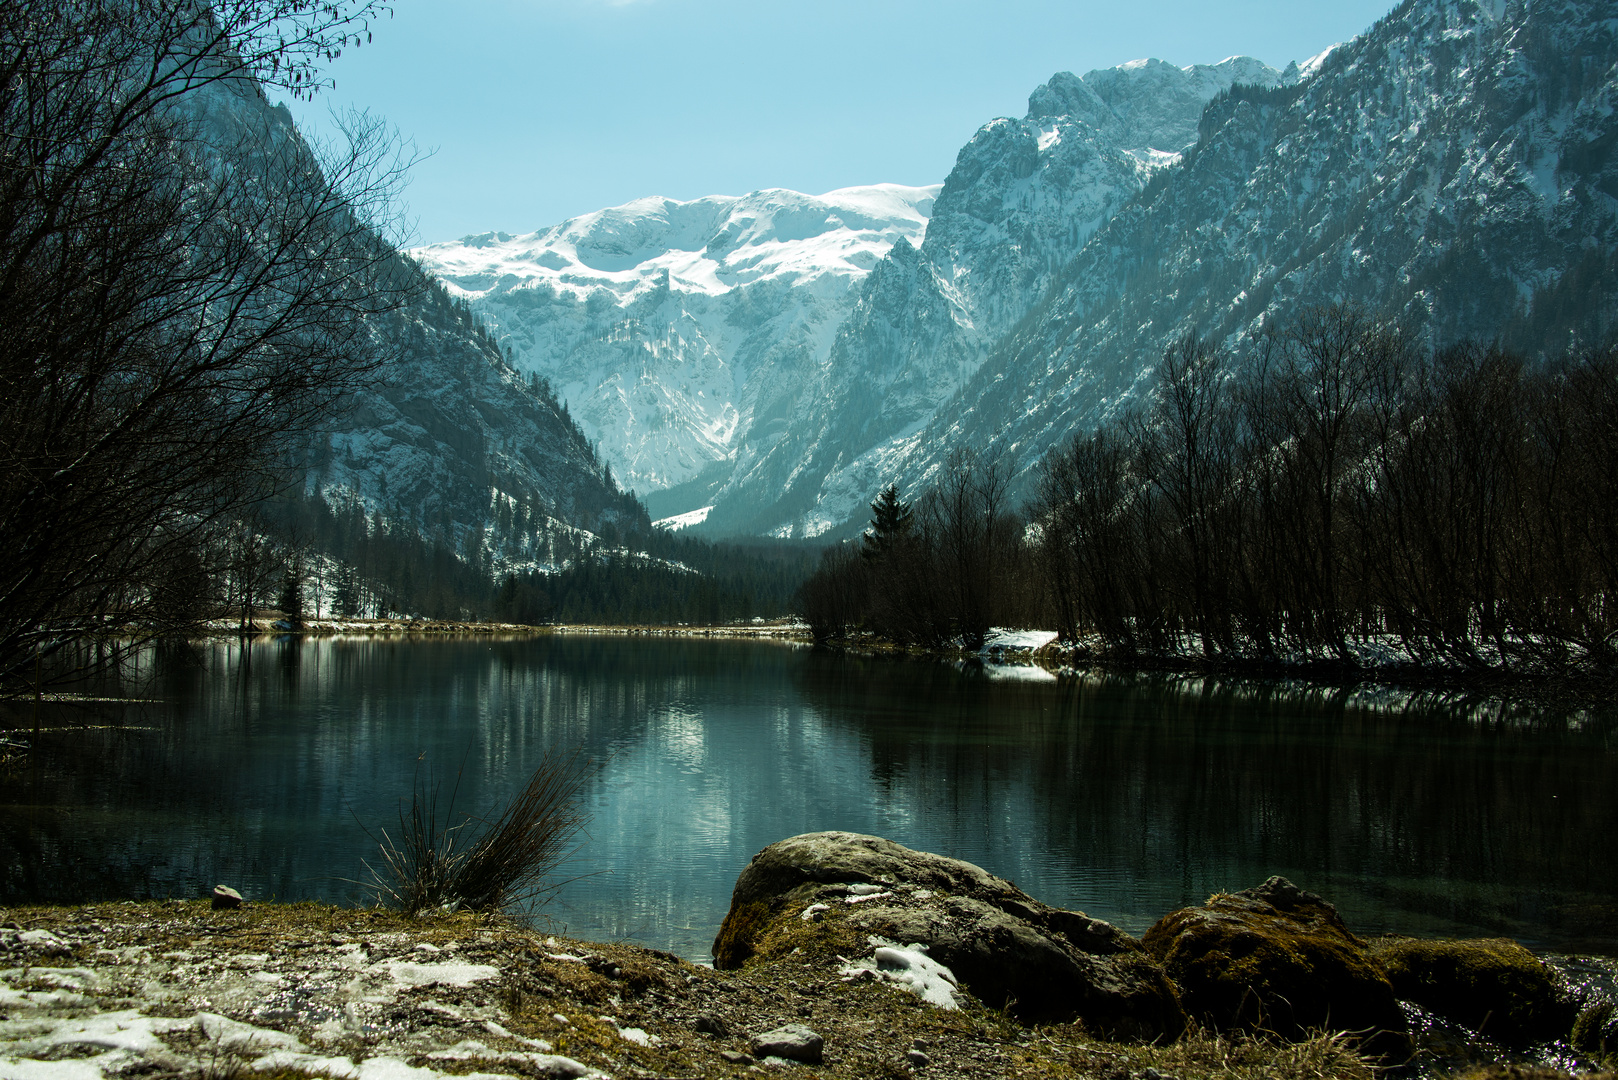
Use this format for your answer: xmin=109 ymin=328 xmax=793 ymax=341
xmin=3 ymin=635 xmax=1615 ymax=960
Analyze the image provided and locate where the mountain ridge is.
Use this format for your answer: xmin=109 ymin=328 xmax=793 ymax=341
xmin=881 ymin=0 xmax=1618 ymax=513
xmin=403 ymin=0 xmax=1618 ymax=543
xmin=412 ymin=184 xmax=939 ymax=497
xmin=418 ymin=54 xmax=1298 ymax=535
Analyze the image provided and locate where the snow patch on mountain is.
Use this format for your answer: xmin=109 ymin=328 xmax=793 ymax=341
xmin=411 ymin=185 xmax=939 ymax=496
xmin=653 ymin=505 xmax=713 ymax=532
xmin=422 ymin=185 xmax=937 ymax=305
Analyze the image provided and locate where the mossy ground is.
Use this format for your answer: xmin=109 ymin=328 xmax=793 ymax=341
xmin=1573 ymin=1000 xmax=1618 ymax=1057
xmin=1142 ymin=892 xmax=1403 ymax=1050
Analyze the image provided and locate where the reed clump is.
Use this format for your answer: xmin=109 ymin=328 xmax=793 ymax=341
xmin=367 ymin=751 xmax=588 ymax=915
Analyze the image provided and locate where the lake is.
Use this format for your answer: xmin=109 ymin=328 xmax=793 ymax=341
xmin=2 ymin=634 xmax=1614 ymax=960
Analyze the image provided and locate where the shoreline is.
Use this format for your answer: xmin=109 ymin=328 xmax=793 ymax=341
xmin=807 ymin=632 xmax=1618 ymax=708
xmin=193 ymin=617 xmax=811 ymax=641
xmin=103 ymin=618 xmax=1618 ymax=706
xmin=0 ymin=896 xmax=1610 ymax=1080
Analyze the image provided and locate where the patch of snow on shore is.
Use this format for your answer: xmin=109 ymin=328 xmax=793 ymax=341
xmin=982 ymin=628 xmax=1058 ymax=653
xmin=981 ymin=664 xmax=1058 ymax=683
xmin=840 ymin=942 xmax=960 ymax=1009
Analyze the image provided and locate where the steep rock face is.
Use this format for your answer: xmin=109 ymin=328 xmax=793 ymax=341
xmin=886 ymin=0 xmax=1618 ymax=514
xmin=412 ymin=186 xmax=938 ymax=500
xmin=309 ymin=285 xmax=641 ymax=548
xmin=703 ymin=56 xmax=1293 ymax=536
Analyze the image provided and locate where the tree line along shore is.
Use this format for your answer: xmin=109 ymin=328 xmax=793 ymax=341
xmin=802 ymin=309 xmax=1618 ymax=691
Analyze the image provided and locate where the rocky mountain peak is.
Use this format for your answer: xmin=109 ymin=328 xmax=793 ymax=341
xmin=1027 ymin=56 xmax=1291 ymax=154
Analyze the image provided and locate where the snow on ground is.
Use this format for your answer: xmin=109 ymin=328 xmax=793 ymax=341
xmin=652 ymin=505 xmax=713 ymax=531
xmin=981 ymin=628 xmax=1058 ymax=653
xmin=839 ymin=939 xmax=960 ymax=1010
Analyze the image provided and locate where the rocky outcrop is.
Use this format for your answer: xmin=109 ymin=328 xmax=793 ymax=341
xmin=1142 ymin=877 xmax=1409 ymax=1056
xmin=711 ymin=831 xmax=1184 ymax=1038
xmin=1371 ymin=937 xmax=1578 ymax=1044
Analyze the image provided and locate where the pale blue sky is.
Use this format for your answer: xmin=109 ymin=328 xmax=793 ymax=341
xmin=286 ymin=0 xmax=1400 ymax=244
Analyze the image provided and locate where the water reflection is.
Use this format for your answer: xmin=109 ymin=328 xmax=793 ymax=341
xmin=1 ymin=637 xmax=1613 ymax=959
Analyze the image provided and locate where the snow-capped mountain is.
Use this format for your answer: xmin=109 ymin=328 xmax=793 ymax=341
xmin=412 ymin=185 xmax=937 ymax=499
xmin=416 ymin=56 xmax=1294 ymax=535
xmin=410 ymin=0 xmax=1616 ymax=544
xmin=875 ymin=0 xmax=1618 ymax=517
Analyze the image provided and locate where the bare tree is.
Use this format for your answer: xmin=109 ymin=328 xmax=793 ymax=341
xmin=1247 ymin=305 xmax=1410 ymax=658
xmin=1132 ymin=332 xmax=1244 ymax=659
xmin=0 ymin=0 xmax=417 ymax=681
xmin=915 ymin=448 xmax=1019 ymax=649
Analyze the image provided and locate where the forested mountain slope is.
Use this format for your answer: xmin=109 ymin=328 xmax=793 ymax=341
xmin=705 ymin=55 xmax=1302 ymax=536
xmin=885 ymin=0 xmax=1618 ymax=510
xmin=203 ymin=77 xmax=645 ymax=561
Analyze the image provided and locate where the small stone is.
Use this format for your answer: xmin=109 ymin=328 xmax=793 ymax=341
xmin=750 ymin=1023 xmax=824 ymax=1065
xmin=720 ymin=1050 xmax=755 ymax=1065
xmin=907 ymin=1049 xmax=932 ymax=1067
xmin=693 ymin=1014 xmax=731 ymax=1038
xmin=211 ymin=885 xmax=244 ymax=910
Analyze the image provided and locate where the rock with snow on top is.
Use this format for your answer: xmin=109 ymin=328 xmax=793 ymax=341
xmin=714 ymin=831 xmax=1183 ymax=1038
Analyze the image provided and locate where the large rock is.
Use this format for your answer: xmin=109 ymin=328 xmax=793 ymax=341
xmin=712 ymin=831 xmax=1183 ymax=1039
xmin=1143 ymin=877 xmax=1408 ymax=1056
xmin=1371 ymin=937 xmax=1577 ymax=1044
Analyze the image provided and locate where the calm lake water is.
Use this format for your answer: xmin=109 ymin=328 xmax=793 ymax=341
xmin=2 ymin=635 xmax=1615 ymax=959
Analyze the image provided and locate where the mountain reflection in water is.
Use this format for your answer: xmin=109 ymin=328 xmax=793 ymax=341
xmin=1 ymin=635 xmax=1613 ymax=960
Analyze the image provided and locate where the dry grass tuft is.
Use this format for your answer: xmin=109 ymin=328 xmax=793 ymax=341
xmin=366 ymin=750 xmax=588 ymax=915
xmin=1042 ymin=1023 xmax=1377 ymax=1080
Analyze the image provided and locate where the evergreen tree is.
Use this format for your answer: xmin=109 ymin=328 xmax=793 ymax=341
xmin=277 ymin=563 xmax=306 ymax=629
xmin=861 ymin=485 xmax=913 ymax=563
xmin=334 ymin=566 xmax=363 ymax=618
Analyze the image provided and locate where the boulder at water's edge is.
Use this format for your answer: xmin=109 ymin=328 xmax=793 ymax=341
xmin=1142 ymin=876 xmax=1410 ymax=1057
xmin=712 ymin=831 xmax=1184 ymax=1039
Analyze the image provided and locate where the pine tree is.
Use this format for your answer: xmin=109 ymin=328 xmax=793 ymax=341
xmin=862 ymin=485 xmax=913 ymax=563
xmin=277 ymin=563 xmax=306 ymax=629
